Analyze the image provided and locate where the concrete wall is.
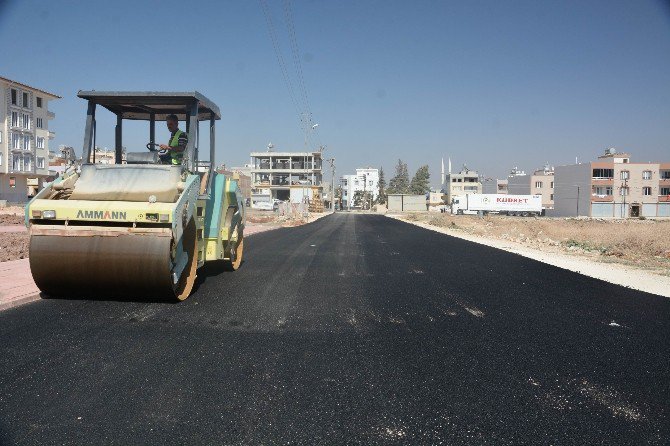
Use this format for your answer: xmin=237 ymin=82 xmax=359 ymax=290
xmin=387 ymin=194 xmax=426 ymax=212
xmin=553 ymin=163 xmax=592 ymax=217
xmin=0 ymin=174 xmax=28 ymax=203
xmin=507 ymin=175 xmax=530 ymax=195
xmin=0 ymin=85 xmax=5 ymax=175
xmin=482 ymin=179 xmax=507 ymax=194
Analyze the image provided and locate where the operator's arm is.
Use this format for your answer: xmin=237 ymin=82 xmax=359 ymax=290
xmin=159 ymin=133 xmax=188 ymax=152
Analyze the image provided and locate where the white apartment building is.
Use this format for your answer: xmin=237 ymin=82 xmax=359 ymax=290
xmin=340 ymin=168 xmax=379 ymax=209
xmin=0 ymin=77 xmax=60 ymax=202
xmin=249 ymin=150 xmax=323 ymax=207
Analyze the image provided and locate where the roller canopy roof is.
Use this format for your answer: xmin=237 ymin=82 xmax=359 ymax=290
xmin=77 ymin=91 xmax=221 ymax=121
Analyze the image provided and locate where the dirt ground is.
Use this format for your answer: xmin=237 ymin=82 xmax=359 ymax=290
xmin=0 ymin=214 xmax=24 ymax=225
xmin=398 ymin=213 xmax=670 ymax=275
xmin=0 ymin=232 xmax=29 ymax=262
xmin=0 ymin=206 xmax=24 ymax=218
xmin=246 ymin=208 xmax=326 ymax=227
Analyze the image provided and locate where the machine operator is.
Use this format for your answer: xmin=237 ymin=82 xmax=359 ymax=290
xmin=159 ymin=114 xmax=188 ymax=165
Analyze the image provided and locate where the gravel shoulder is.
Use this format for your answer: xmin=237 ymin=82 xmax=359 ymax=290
xmin=388 ymin=213 xmax=670 ymax=298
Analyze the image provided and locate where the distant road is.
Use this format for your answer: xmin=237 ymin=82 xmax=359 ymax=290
xmin=0 ymin=214 xmax=668 ymax=444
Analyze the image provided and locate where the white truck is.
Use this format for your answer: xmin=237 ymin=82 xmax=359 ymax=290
xmin=451 ymin=194 xmax=543 ymax=216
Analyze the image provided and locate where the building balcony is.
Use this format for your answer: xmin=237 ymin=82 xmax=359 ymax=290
xmin=252 ymin=166 xmax=321 ymax=172
xmin=47 ymin=111 xmax=56 ymax=119
xmin=253 ymin=182 xmax=322 ymax=188
xmin=591 ymin=195 xmax=614 ymax=202
xmin=48 ymin=131 xmax=55 ymax=139
xmin=591 ymin=177 xmax=614 ymax=183
xmin=659 ymin=195 xmax=670 ymax=202
xmin=659 ymin=178 xmax=670 ymax=184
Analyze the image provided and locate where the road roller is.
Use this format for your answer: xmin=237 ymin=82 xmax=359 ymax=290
xmin=25 ymin=91 xmax=245 ymax=300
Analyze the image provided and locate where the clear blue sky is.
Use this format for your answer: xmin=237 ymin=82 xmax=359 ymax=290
xmin=2 ymin=0 xmax=669 ymax=186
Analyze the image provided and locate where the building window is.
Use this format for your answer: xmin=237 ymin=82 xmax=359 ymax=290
xmin=23 ymin=135 xmax=31 ymax=150
xmin=11 ymin=89 xmax=17 ymax=105
xmin=11 ymin=133 xmax=20 ymax=149
xmin=620 ymin=187 xmax=629 ymax=196
xmin=22 ymin=92 xmax=29 ymax=108
xmin=642 ymin=170 xmax=652 ymax=180
xmin=0 ymin=131 xmax=2 ymax=143
xmin=620 ymin=171 xmax=630 ymax=180
xmin=661 ymin=187 xmax=670 ymax=196
xmin=643 ymin=187 xmax=652 ymax=196
xmin=24 ymin=155 xmax=32 ymax=171
xmin=593 ymin=186 xmax=613 ymax=196
xmin=661 ymin=171 xmax=670 ymax=180
xmin=550 ymin=194 xmax=554 ymax=200
xmin=36 ymin=97 xmax=43 ymax=108
xmin=592 ymin=168 xmax=613 ymax=178
xmin=11 ymin=111 xmax=19 ymax=127
xmin=0 ymin=152 xmax=3 ymax=165
xmin=13 ymin=156 xmax=22 ymax=171
xmin=535 ymin=181 xmax=543 ymax=188
xmin=22 ymin=114 xmax=30 ymax=129
xmin=9 ymin=177 xmax=16 ymax=187
xmin=36 ymin=118 xmax=43 ymax=128
xmin=37 ymin=137 xmax=45 ymax=149
xmin=550 ymin=182 xmax=554 ymax=188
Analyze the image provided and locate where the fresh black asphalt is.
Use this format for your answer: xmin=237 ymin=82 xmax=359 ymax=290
xmin=0 ymin=213 xmax=668 ymax=445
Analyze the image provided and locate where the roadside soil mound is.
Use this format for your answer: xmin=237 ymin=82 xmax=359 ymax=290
xmin=400 ymin=213 xmax=670 ymax=274
xmin=0 ymin=214 xmax=24 ymax=225
xmin=0 ymin=233 xmax=29 ymax=262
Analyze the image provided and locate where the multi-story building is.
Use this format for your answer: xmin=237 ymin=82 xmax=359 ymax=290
xmin=340 ymin=168 xmax=379 ymax=209
xmin=443 ymin=167 xmax=481 ymax=204
xmin=249 ymin=150 xmax=323 ymax=208
xmin=553 ymin=148 xmax=670 ymax=218
xmin=229 ymin=163 xmax=252 ymax=180
xmin=0 ymin=77 xmax=60 ymax=202
xmin=90 ymin=146 xmax=126 ymax=164
xmin=482 ymin=178 xmax=508 ymax=194
xmin=508 ymin=165 xmax=555 ymax=209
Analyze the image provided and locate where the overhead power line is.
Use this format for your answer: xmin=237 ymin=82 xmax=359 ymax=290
xmin=259 ymin=0 xmax=319 ymax=151
xmin=259 ymin=0 xmax=306 ymax=137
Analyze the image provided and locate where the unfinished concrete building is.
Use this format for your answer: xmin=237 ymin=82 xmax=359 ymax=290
xmin=250 ymin=150 xmax=323 ymax=208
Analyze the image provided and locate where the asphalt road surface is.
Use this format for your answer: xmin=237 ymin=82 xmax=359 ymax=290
xmin=1 ymin=213 xmax=669 ymax=445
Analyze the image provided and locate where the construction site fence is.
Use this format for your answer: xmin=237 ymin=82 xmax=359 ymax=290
xmin=276 ymin=202 xmax=309 ymax=218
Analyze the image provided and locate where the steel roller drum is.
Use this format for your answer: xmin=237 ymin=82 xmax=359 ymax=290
xmin=29 ymin=232 xmax=181 ymax=299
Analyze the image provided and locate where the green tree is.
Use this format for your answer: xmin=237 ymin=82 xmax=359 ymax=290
xmin=410 ymin=165 xmax=431 ymax=195
xmin=387 ymin=159 xmax=409 ymax=194
xmin=352 ymin=190 xmax=371 ymax=209
xmin=377 ymin=167 xmax=387 ymax=204
xmin=335 ymin=186 xmax=343 ymax=209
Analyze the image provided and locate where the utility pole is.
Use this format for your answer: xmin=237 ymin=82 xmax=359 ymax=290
xmin=326 ymin=157 xmax=336 ymax=212
xmin=362 ymin=172 xmax=372 ymax=211
xmin=622 ymin=177 xmax=628 ymax=218
xmin=576 ymin=185 xmax=580 ymax=216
